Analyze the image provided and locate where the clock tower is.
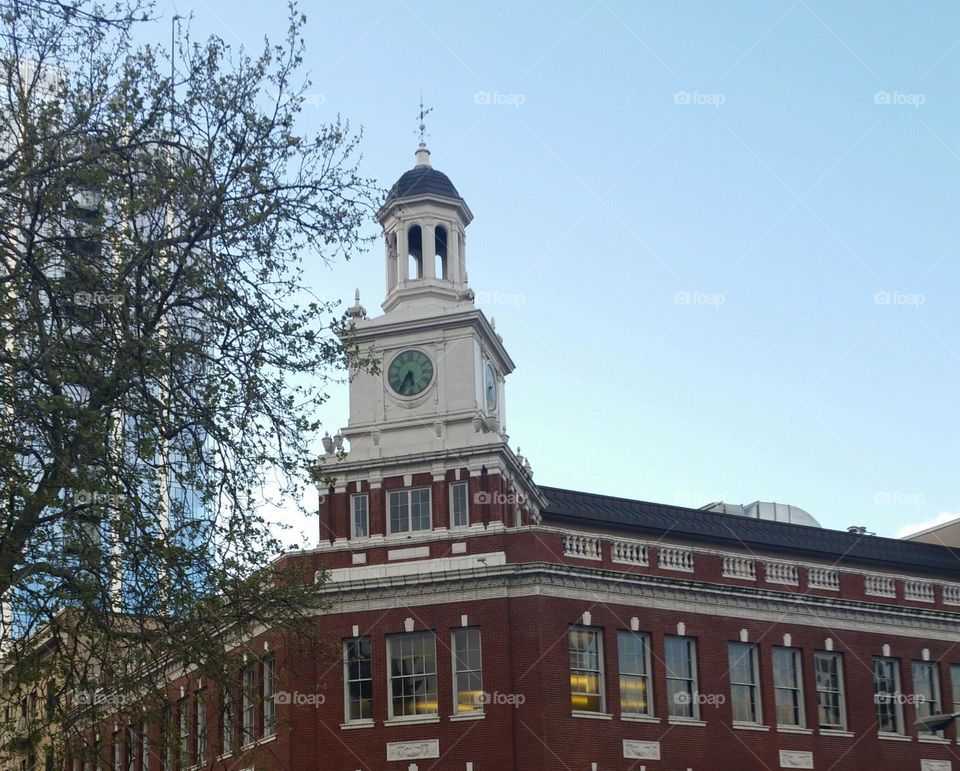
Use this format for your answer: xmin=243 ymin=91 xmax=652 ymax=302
xmin=316 ymin=140 xmax=544 ymax=545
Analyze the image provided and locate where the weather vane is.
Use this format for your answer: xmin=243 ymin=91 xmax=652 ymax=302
xmin=417 ymin=92 xmax=433 ymax=144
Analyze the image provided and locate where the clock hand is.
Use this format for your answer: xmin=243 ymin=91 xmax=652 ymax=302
xmin=401 ymin=370 xmax=415 ymax=393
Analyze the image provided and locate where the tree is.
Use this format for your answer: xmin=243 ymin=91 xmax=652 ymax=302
xmin=0 ymin=0 xmax=376 ymax=765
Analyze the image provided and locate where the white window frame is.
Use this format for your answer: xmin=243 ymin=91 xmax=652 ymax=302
xmin=814 ymin=651 xmax=846 ymax=730
xmin=350 ymin=493 xmax=369 ymax=538
xmin=773 ymin=647 xmax=805 ymax=727
xmin=387 ymin=632 xmax=438 ymax=720
xmin=241 ymin=663 xmax=256 ymax=745
xmin=873 ymin=656 xmax=904 ymax=735
xmin=728 ymin=642 xmax=763 ymax=725
xmin=617 ymin=630 xmax=654 ymax=717
xmin=221 ymin=688 xmax=235 ymax=755
xmin=952 ymin=664 xmax=960 ymax=714
xmin=912 ymin=660 xmax=942 ymax=736
xmin=665 ymin=635 xmax=700 ymax=720
xmin=343 ymin=636 xmax=373 ymax=723
xmin=178 ymin=697 xmax=190 ymax=767
xmin=450 ymin=483 xmax=469 ymax=529
xmin=569 ymin=626 xmax=605 ymax=714
xmin=140 ymin=721 xmax=149 ymax=771
xmin=452 ymin=628 xmax=483 ymax=714
xmin=263 ymin=657 xmax=276 ymax=738
xmin=387 ymin=487 xmax=432 ymax=534
xmin=112 ymin=731 xmax=122 ymax=771
xmin=195 ymin=692 xmax=208 ymax=764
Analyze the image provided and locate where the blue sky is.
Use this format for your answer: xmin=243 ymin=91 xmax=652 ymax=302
xmin=160 ymin=0 xmax=960 ymax=540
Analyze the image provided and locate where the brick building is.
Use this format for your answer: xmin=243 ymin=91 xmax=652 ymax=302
xmin=76 ymin=141 xmax=960 ymax=771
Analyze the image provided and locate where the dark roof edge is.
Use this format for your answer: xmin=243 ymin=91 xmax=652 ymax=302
xmin=539 ymin=485 xmax=960 ymax=577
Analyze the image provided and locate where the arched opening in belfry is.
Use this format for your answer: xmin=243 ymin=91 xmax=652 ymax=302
xmin=407 ymin=225 xmax=423 ymax=280
xmin=434 ymin=225 xmax=448 ymax=280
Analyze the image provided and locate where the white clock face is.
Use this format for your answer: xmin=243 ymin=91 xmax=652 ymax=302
xmin=484 ymin=361 xmax=497 ymax=411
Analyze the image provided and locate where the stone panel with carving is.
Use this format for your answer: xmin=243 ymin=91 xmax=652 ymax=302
xmin=779 ymin=750 xmax=814 ymax=769
xmin=623 ymin=740 xmax=661 ymax=760
xmin=386 ymin=740 xmax=440 ymax=761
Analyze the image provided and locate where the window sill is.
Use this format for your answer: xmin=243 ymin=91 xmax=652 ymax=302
xmin=238 ymin=734 xmax=277 ymax=751
xmin=340 ymin=720 xmax=374 ymax=730
xmin=384 ymin=715 xmax=440 ymax=726
xmin=918 ymin=736 xmax=950 ymax=744
xmin=777 ymin=726 xmax=813 ymax=734
xmin=877 ymin=732 xmax=911 ymax=742
xmin=732 ymin=722 xmax=770 ymax=732
xmin=667 ymin=717 xmax=706 ymax=727
xmin=571 ymin=711 xmax=613 ymax=720
xmin=819 ymin=729 xmax=853 ymax=737
xmin=620 ymin=714 xmax=660 ymax=724
xmin=449 ymin=713 xmax=485 ymax=722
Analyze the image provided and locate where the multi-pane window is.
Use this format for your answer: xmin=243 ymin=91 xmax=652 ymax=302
xmin=912 ymin=661 xmax=942 ymax=736
xmin=814 ymin=652 xmax=846 ymax=730
xmin=221 ymin=689 xmax=235 ymax=754
xmin=344 ymin=637 xmax=373 ymax=722
xmin=178 ymin=698 xmax=190 ymax=767
xmin=618 ymin=631 xmax=653 ymax=716
xmin=111 ymin=732 xmax=121 ymax=771
xmin=242 ymin=663 xmax=256 ymax=744
xmin=773 ymin=647 xmax=804 ymax=727
xmin=140 ymin=721 xmax=149 ymax=771
xmin=124 ymin=725 xmax=136 ymax=771
xmin=665 ymin=636 xmax=699 ymax=719
xmin=163 ymin=704 xmax=173 ymax=771
xmin=569 ymin=627 xmax=604 ymax=713
xmin=728 ymin=643 xmax=762 ymax=724
xmin=450 ymin=483 xmax=469 ymax=528
xmin=196 ymin=692 xmax=208 ymax=762
xmin=351 ymin=494 xmax=369 ymax=538
xmin=873 ymin=657 xmax=904 ymax=734
xmin=952 ymin=664 xmax=960 ymax=712
xmin=452 ymin=628 xmax=483 ymax=713
xmin=388 ymin=632 xmax=438 ymax=718
xmin=263 ymin=657 xmax=276 ymax=738
xmin=388 ymin=488 xmax=431 ymax=533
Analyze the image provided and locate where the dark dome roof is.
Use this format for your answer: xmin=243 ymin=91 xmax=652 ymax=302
xmin=386 ymin=166 xmax=461 ymax=202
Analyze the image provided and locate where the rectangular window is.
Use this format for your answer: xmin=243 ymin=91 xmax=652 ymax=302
xmin=873 ymin=657 xmax=904 ymax=734
xmin=773 ymin=647 xmax=804 ymax=727
xmin=178 ymin=698 xmax=190 ymax=768
xmin=344 ymin=637 xmax=373 ymax=722
xmin=263 ymin=657 xmax=276 ymax=738
xmin=952 ymin=664 xmax=960 ymax=711
xmin=351 ymin=494 xmax=369 ymax=538
xmin=814 ymin=652 xmax=846 ymax=730
xmin=569 ymin=626 xmax=604 ymax=713
xmin=112 ymin=732 xmax=122 ymax=771
xmin=912 ymin=661 xmax=942 ymax=736
xmin=728 ymin=643 xmax=762 ymax=724
xmin=242 ymin=664 xmax=256 ymax=744
xmin=450 ymin=483 xmax=469 ymax=528
xmin=452 ymin=628 xmax=483 ymax=713
xmin=124 ymin=726 xmax=136 ymax=771
xmin=196 ymin=692 xmax=208 ymax=763
xmin=388 ymin=632 xmax=438 ymax=718
xmin=388 ymin=488 xmax=431 ymax=534
xmin=221 ymin=689 xmax=235 ymax=754
xmin=140 ymin=721 xmax=149 ymax=771
xmin=665 ymin=636 xmax=699 ymax=719
xmin=618 ymin=631 xmax=653 ymax=716
xmin=163 ymin=705 xmax=173 ymax=771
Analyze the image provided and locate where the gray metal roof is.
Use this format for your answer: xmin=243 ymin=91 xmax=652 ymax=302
xmin=386 ymin=166 xmax=461 ymax=202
